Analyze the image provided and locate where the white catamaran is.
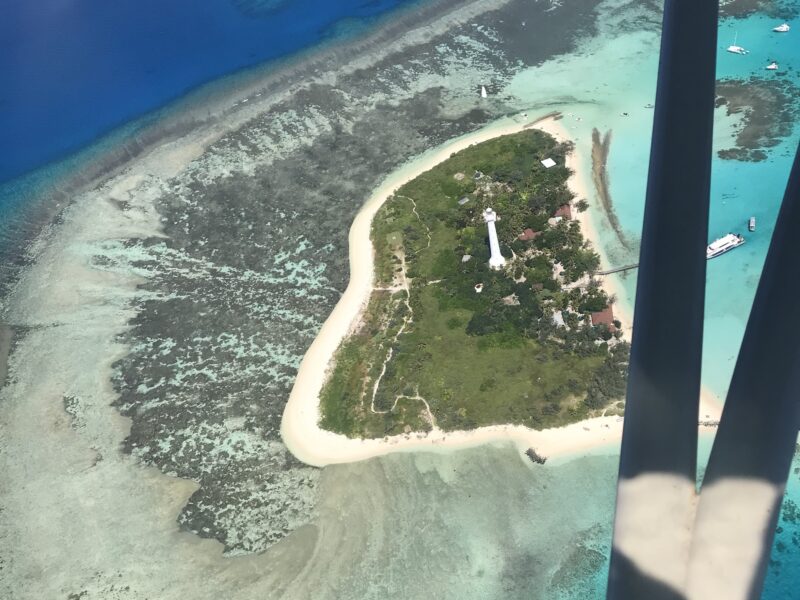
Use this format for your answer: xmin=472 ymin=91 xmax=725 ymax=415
xmin=707 ymin=233 xmax=746 ymax=259
xmin=727 ymin=32 xmax=749 ymax=55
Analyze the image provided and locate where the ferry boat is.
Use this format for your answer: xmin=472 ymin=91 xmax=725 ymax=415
xmin=773 ymin=23 xmax=790 ymax=32
xmin=749 ymin=217 xmax=756 ymax=232
xmin=727 ymin=32 xmax=749 ymax=55
xmin=707 ymin=233 xmax=745 ymax=259
xmin=766 ymin=62 xmax=779 ymax=71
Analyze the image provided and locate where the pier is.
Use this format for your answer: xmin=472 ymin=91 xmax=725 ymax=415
xmin=593 ymin=263 xmax=639 ymax=276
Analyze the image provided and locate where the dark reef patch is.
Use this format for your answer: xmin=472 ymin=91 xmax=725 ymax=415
xmin=108 ymin=0 xmax=610 ymax=554
xmin=548 ymin=525 xmax=608 ymax=594
xmin=591 ymin=128 xmax=630 ymax=250
xmin=716 ymin=77 xmax=800 ymax=162
xmin=0 ymin=323 xmax=13 ymax=388
xmin=720 ymin=0 xmax=799 ymax=19
xmin=113 ymin=86 xmax=504 ymax=553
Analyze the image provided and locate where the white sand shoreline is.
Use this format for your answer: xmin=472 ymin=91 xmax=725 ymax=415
xmin=281 ymin=113 xmax=721 ymax=468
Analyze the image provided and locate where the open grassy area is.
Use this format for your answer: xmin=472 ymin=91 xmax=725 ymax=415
xmin=320 ymin=128 xmax=629 ymax=438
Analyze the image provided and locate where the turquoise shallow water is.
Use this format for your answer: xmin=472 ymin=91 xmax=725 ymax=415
xmin=510 ymin=11 xmax=800 ymax=402
xmin=311 ymin=445 xmax=622 ymax=599
xmin=541 ymin=436 xmax=800 ymax=598
xmin=506 ymin=5 xmax=800 ymax=596
xmin=607 ymin=15 xmax=800 ymax=401
xmin=704 ymin=14 xmax=800 ymax=401
xmin=595 ymin=15 xmax=800 ymax=597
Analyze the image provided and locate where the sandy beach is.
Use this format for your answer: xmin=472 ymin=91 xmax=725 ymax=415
xmin=281 ymin=113 xmax=722 ymax=468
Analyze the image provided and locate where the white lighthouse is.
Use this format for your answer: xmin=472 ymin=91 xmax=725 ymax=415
xmin=482 ymin=208 xmax=506 ymax=269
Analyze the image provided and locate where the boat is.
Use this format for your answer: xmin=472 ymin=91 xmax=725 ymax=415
xmin=749 ymin=217 xmax=756 ymax=232
xmin=726 ymin=43 xmax=748 ymax=55
xmin=727 ymin=32 xmax=749 ymax=54
xmin=480 ymin=85 xmax=488 ymax=99
xmin=707 ymin=233 xmax=746 ymax=259
xmin=766 ymin=61 xmax=779 ymax=70
xmin=773 ymin=23 xmax=790 ymax=32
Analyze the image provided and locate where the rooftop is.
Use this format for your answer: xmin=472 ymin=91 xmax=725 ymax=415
xmin=554 ymin=204 xmax=572 ymax=220
xmin=590 ymin=304 xmax=615 ymax=329
xmin=518 ymin=228 xmax=541 ymax=241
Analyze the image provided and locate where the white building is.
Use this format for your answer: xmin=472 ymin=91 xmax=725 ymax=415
xmin=541 ymin=157 xmax=557 ymax=168
xmin=482 ymin=208 xmax=506 ymax=269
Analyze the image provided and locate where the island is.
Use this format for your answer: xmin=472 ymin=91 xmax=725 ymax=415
xmin=319 ymin=127 xmax=630 ymax=439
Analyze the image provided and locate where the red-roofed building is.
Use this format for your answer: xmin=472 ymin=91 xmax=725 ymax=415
xmin=554 ymin=204 xmax=572 ymax=220
xmin=590 ymin=304 xmax=616 ymax=332
xmin=518 ymin=228 xmax=541 ymax=241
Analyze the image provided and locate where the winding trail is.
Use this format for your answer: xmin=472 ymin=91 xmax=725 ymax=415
xmin=398 ymin=195 xmax=433 ymax=250
xmin=369 ymin=195 xmax=432 ymax=418
xmin=369 ymin=248 xmax=413 ymax=414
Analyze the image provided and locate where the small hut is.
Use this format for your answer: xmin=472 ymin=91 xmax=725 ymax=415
xmin=554 ymin=204 xmax=572 ymax=220
xmin=518 ymin=228 xmax=541 ymax=241
xmin=590 ymin=304 xmax=616 ymax=332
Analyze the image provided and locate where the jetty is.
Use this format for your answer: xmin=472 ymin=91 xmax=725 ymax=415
xmin=594 ymin=244 xmax=745 ymax=275
xmin=594 ymin=263 xmax=639 ymax=276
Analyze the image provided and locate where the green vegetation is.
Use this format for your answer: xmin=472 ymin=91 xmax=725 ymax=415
xmin=320 ymin=129 xmax=629 ymax=438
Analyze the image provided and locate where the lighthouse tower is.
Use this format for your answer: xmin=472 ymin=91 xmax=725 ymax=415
xmin=482 ymin=208 xmax=506 ymax=269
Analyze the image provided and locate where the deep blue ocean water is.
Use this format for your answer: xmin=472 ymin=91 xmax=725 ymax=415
xmin=0 ymin=0 xmax=420 ymax=185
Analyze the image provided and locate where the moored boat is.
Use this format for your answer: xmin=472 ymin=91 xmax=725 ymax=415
xmin=766 ymin=61 xmax=779 ymax=71
xmin=707 ymin=233 xmax=745 ymax=259
xmin=727 ymin=32 xmax=749 ymax=54
xmin=749 ymin=217 xmax=756 ymax=232
xmin=773 ymin=23 xmax=790 ymax=32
